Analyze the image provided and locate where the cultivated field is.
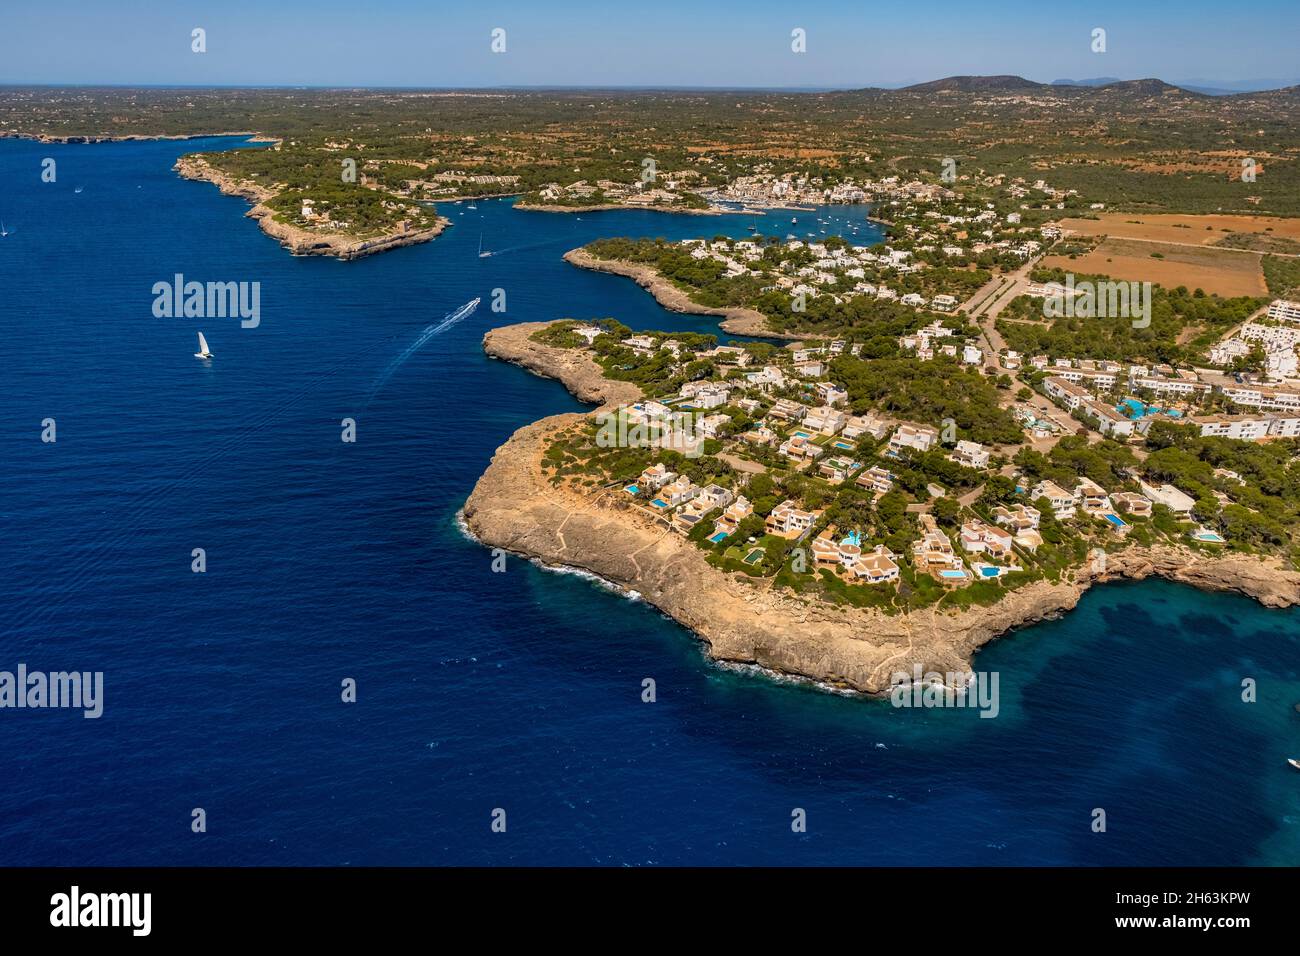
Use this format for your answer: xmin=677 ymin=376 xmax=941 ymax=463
xmin=1059 ymin=213 xmax=1300 ymax=246
xmin=1042 ymin=237 xmax=1268 ymax=297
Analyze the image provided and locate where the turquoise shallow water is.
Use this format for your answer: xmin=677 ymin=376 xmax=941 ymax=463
xmin=0 ymin=136 xmax=1297 ymax=865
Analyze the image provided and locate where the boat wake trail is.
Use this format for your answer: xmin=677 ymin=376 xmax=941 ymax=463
xmin=363 ymin=297 xmax=481 ymax=408
xmin=6 ymin=299 xmax=483 ymax=634
xmin=478 ymin=237 xmax=567 ymax=259
xmin=4 ymin=303 xmax=473 ymax=634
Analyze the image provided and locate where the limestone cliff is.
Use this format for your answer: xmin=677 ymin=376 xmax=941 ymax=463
xmin=563 ymin=247 xmax=793 ymax=338
xmin=464 ymin=322 xmax=1300 ymax=694
xmin=174 ymin=155 xmax=449 ymax=261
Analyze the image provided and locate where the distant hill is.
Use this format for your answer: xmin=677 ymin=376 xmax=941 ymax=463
xmin=1178 ymin=77 xmax=1300 ymax=93
xmin=1096 ymin=78 xmax=1195 ymax=96
xmin=901 ymin=75 xmax=1045 ymax=93
xmin=1225 ymin=83 xmax=1300 ymax=101
xmin=1051 ymin=77 xmax=1121 ymax=87
xmin=896 ymin=75 xmax=1211 ymax=99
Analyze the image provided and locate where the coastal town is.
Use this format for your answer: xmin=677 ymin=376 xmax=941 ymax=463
xmin=522 ymin=295 xmax=1300 ymax=611
xmin=9 ymin=76 xmax=1300 ymax=642
xmin=138 ymin=79 xmax=1300 ymax=621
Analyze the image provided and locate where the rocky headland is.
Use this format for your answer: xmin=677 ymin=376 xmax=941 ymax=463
xmin=174 ymin=154 xmax=449 ymax=261
xmin=480 ymin=322 xmax=642 ymax=409
xmin=562 ymin=247 xmax=795 ymax=338
xmin=465 ymin=320 xmax=1300 ymax=696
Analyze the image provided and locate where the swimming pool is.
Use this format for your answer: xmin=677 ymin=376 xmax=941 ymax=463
xmin=651 ymin=498 xmax=668 ymax=508
xmin=832 ymin=440 xmax=854 ymax=450
xmin=709 ymin=531 xmax=729 ymax=544
xmin=793 ymin=430 xmax=812 ymax=439
xmin=1193 ymin=530 xmax=1226 ymax=543
xmin=979 ymin=566 xmax=1001 ymax=577
xmin=1102 ymin=513 xmax=1128 ymax=528
xmin=624 ymin=484 xmax=639 ymax=494
xmin=1118 ymin=398 xmax=1182 ymax=420
xmin=939 ymin=569 xmax=967 ymax=579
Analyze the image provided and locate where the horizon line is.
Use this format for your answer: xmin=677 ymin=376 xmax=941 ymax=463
xmin=1 ymin=76 xmax=1296 ymax=95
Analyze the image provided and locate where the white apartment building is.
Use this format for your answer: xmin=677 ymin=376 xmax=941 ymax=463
xmin=1045 ymin=376 xmax=1092 ymax=411
xmin=1265 ymin=299 xmax=1300 ymax=323
xmin=1194 ymin=415 xmax=1273 ymax=441
xmin=1219 ymin=384 xmax=1300 ymax=413
xmin=1082 ymin=399 xmax=1136 ymax=439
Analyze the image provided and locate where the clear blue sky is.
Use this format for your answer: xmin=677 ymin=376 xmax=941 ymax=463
xmin=2 ymin=0 xmax=1296 ymax=89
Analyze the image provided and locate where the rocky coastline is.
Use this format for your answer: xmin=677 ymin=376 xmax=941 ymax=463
xmin=0 ymin=129 xmax=279 ymax=145
xmin=466 ymin=320 xmax=1300 ymax=696
xmin=481 ymin=322 xmax=643 ymax=409
xmin=174 ymin=154 xmax=450 ymax=260
xmin=562 ymin=247 xmax=795 ymax=338
xmin=517 ymin=201 xmax=741 ymax=216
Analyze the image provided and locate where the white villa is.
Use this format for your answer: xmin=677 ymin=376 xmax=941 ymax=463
xmin=1031 ymin=480 xmax=1077 ymax=519
xmin=766 ymin=500 xmax=817 ymax=538
xmin=1139 ymin=481 xmax=1196 ymax=514
xmin=812 ymin=529 xmax=900 ymax=584
xmin=888 ymin=423 xmax=939 ymax=456
xmin=948 ymin=440 xmax=990 ymax=469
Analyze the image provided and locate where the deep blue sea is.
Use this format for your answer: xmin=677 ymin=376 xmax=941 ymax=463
xmin=0 ymin=136 xmax=1297 ymax=866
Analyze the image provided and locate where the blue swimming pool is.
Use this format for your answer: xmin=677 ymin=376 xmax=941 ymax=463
xmin=1118 ymin=398 xmax=1182 ymax=420
xmin=1103 ymin=513 xmax=1127 ymax=528
xmin=625 ymin=484 xmax=640 ymax=494
xmin=651 ymin=498 xmax=668 ymax=508
xmin=939 ymin=569 xmax=967 ymax=579
xmin=709 ymin=531 xmax=729 ymax=544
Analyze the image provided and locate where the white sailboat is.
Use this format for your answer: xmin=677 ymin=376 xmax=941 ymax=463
xmin=0 ymin=221 xmax=8 ymax=238
xmin=194 ymin=332 xmax=213 ymax=359
xmin=477 ymin=232 xmax=491 ymax=258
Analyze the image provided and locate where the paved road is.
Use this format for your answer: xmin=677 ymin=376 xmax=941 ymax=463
xmin=967 ymin=258 xmax=1039 ymax=357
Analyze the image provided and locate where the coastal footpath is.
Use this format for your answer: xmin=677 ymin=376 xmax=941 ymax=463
xmin=174 ymin=155 xmax=450 ymax=261
xmin=465 ymin=321 xmax=1300 ymax=695
xmin=563 ymin=247 xmax=792 ymax=339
